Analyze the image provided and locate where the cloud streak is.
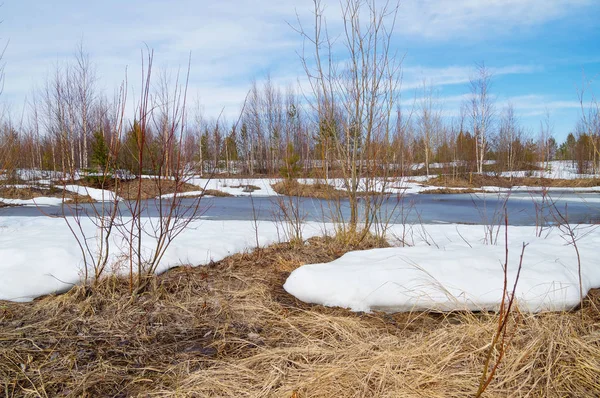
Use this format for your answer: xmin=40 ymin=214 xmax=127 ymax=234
xmin=0 ymin=0 xmax=596 ymax=138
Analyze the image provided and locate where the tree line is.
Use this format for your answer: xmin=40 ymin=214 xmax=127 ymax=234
xmin=0 ymin=43 xmax=599 ymax=183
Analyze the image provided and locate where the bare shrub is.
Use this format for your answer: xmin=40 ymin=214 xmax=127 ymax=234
xmin=295 ymin=0 xmax=403 ymax=243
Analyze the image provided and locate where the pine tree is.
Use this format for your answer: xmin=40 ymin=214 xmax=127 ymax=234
xmin=280 ymin=142 xmax=301 ymax=179
xmin=90 ymin=131 xmax=110 ymax=170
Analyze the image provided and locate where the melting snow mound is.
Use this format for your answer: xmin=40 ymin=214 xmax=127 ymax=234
xmin=284 ymin=239 xmax=597 ymax=313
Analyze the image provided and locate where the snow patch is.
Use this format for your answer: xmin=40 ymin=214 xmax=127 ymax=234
xmin=284 ymin=225 xmax=600 ymax=313
xmin=0 ymin=217 xmax=325 ymax=302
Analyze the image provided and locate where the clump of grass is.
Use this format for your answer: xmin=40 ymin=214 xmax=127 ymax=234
xmin=202 ymin=189 xmax=233 ymax=197
xmin=63 ymin=195 xmax=96 ymax=204
xmin=0 ymin=186 xmax=58 ymax=200
xmin=116 ymin=178 xmax=200 ymax=200
xmin=0 ymin=185 xmax=94 ymax=203
xmin=230 ymin=184 xmax=261 ymax=192
xmin=79 ymin=176 xmax=201 ymax=200
xmin=1 ymin=238 xmax=599 ymax=397
xmin=272 ymin=180 xmax=347 ymax=199
xmin=421 ymin=187 xmax=483 ymax=194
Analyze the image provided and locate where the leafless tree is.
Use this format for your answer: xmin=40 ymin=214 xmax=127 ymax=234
xmin=577 ymin=73 xmax=600 ymax=174
xmin=497 ymin=103 xmax=520 ymax=178
xmin=0 ymin=32 xmax=10 ymax=182
xmin=468 ymin=63 xmax=495 ymax=174
xmin=537 ymin=109 xmax=554 ymax=173
xmin=295 ymin=0 xmax=403 ymax=240
xmin=417 ymin=81 xmax=442 ymax=177
xmin=73 ymin=43 xmax=97 ymax=170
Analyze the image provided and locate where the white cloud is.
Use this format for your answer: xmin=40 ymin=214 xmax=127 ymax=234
xmin=396 ymin=0 xmax=594 ymax=40
xmin=401 ymin=64 xmax=541 ymax=91
xmin=0 ymin=0 xmax=595 ymax=124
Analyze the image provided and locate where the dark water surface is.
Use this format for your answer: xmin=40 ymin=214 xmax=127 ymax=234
xmin=2 ymin=192 xmax=599 ymax=226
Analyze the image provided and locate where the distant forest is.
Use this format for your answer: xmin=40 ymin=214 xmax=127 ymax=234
xmin=0 ymin=50 xmax=598 ymax=181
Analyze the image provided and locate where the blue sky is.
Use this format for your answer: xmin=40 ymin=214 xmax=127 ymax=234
xmin=1 ymin=0 xmax=599 ymax=142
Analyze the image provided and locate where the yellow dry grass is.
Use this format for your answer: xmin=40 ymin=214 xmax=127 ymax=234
xmin=420 ymin=187 xmax=483 ymax=195
xmin=1 ymin=237 xmax=599 ymax=397
xmin=116 ymin=178 xmax=200 ymax=200
xmin=272 ymin=180 xmax=347 ymax=200
xmin=428 ymin=175 xmax=600 ymax=189
xmin=0 ymin=186 xmax=95 ymax=204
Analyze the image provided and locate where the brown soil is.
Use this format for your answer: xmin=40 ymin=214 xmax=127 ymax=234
xmin=1 ymin=237 xmax=599 ymax=397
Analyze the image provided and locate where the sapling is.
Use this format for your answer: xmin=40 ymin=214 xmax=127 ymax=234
xmin=476 ymin=211 xmax=526 ymax=397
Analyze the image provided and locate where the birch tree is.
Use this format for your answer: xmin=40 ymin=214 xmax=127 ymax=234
xmin=468 ymin=63 xmax=495 ymax=174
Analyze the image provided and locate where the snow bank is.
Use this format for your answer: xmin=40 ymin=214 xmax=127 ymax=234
xmin=159 ymin=190 xmax=206 ymax=199
xmin=63 ymin=185 xmax=121 ymax=201
xmin=0 ymin=185 xmax=120 ymax=206
xmin=0 ymin=217 xmax=324 ymax=302
xmin=500 ymin=161 xmax=599 ymax=180
xmin=284 ymin=225 xmax=600 ymax=313
xmin=0 ymin=197 xmax=64 ymax=206
xmin=0 ymin=185 xmax=64 ymax=206
xmin=297 ymin=177 xmax=431 ymax=195
xmin=189 ymin=178 xmax=280 ymax=197
xmin=187 ymin=176 xmax=434 ymax=197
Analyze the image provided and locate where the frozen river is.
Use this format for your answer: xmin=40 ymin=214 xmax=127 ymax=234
xmin=2 ymin=191 xmax=599 ymax=226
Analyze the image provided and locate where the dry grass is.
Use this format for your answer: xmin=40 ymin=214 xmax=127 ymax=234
xmin=203 ymin=189 xmax=233 ymax=197
xmin=428 ymin=175 xmax=600 ymax=189
xmin=114 ymin=179 xmax=200 ymax=200
xmin=272 ymin=180 xmax=353 ymax=200
xmin=0 ymin=186 xmax=95 ymax=203
xmin=229 ymin=184 xmax=261 ymax=193
xmin=81 ymin=177 xmax=221 ymax=200
xmin=1 ymin=237 xmax=599 ymax=397
xmin=420 ymin=187 xmax=483 ymax=195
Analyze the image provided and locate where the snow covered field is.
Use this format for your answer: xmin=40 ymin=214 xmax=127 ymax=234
xmin=500 ymin=160 xmax=598 ymax=180
xmin=188 ymin=177 xmax=279 ymax=196
xmin=1 ymin=213 xmax=598 ymax=313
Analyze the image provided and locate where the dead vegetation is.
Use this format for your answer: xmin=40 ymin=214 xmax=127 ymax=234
xmin=428 ymin=174 xmax=600 ymax=189
xmin=229 ymin=184 xmax=261 ymax=192
xmin=420 ymin=187 xmax=483 ymax=195
xmin=271 ymin=180 xmax=384 ymax=200
xmin=0 ymin=186 xmax=94 ymax=203
xmin=272 ymin=180 xmax=346 ymax=199
xmin=1 ymin=237 xmax=599 ymax=397
xmin=113 ymin=179 xmax=200 ymax=201
xmin=79 ymin=177 xmax=202 ymax=200
xmin=202 ymin=189 xmax=233 ymax=197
